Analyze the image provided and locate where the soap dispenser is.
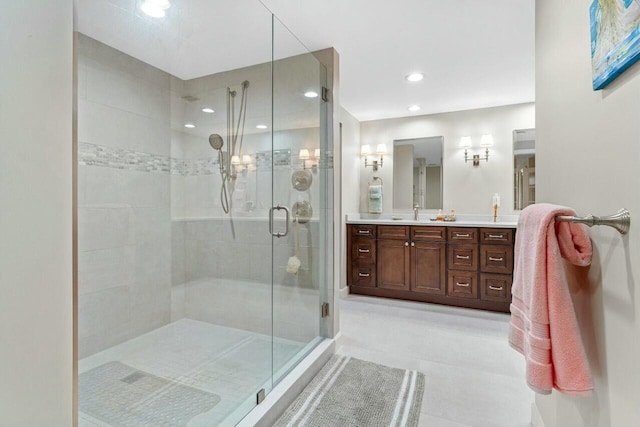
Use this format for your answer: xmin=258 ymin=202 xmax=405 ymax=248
xmin=436 ymin=209 xmax=443 ymax=221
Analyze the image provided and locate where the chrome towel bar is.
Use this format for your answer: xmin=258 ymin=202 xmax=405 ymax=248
xmin=555 ymin=208 xmax=631 ymax=235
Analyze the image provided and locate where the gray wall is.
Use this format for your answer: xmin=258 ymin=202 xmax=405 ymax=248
xmin=339 ymin=107 xmax=361 ymax=291
xmin=535 ymin=1 xmax=640 ymax=426
xmin=77 ymin=35 xmax=173 ymax=358
xmin=0 ymin=1 xmax=74 ymax=425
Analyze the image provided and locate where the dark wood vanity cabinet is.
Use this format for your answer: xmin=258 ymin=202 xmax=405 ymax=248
xmin=375 ymin=225 xmax=447 ymax=295
xmin=347 ymin=224 xmax=515 ymax=313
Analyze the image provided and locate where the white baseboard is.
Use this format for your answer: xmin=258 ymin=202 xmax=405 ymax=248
xmin=333 ymin=331 xmax=344 ymax=351
xmin=531 ymin=402 xmax=546 ymax=427
xmin=339 ymin=286 xmax=349 ymax=299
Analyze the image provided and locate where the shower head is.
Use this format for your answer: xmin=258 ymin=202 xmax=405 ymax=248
xmin=209 ymin=134 xmax=224 ymax=150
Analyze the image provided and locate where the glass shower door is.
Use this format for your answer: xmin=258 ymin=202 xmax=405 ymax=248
xmin=270 ymin=17 xmax=331 ymax=388
xmin=75 ymin=1 xmax=277 ymax=426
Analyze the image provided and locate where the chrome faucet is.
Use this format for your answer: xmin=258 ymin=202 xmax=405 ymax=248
xmin=413 ymin=204 xmax=420 ymax=221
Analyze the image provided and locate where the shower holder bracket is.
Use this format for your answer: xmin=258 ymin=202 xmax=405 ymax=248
xmin=292 ymin=201 xmax=313 ymax=224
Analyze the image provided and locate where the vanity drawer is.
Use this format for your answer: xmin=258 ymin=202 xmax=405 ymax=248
xmin=448 ymin=228 xmax=479 ymax=243
xmin=378 ymin=225 xmax=410 ymax=240
xmin=447 ymin=244 xmax=478 ymax=271
xmin=480 ymin=274 xmax=512 ymax=303
xmin=351 ymin=265 xmax=376 ymax=287
xmin=480 ymin=228 xmax=514 ymax=244
xmin=447 ymin=271 xmax=478 ymax=299
xmin=480 ymin=245 xmax=513 ymax=274
xmin=350 ymin=224 xmax=376 ymax=239
xmin=411 ymin=226 xmax=446 ymax=242
xmin=351 ymin=238 xmax=376 ymax=262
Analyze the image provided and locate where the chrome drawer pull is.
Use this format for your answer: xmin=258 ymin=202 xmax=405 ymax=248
xmin=455 ymin=233 xmax=470 ymax=238
xmin=456 ymin=282 xmax=470 ymax=287
xmin=358 ymin=249 xmax=370 ymax=253
xmin=488 ymin=234 xmax=504 ymax=239
xmin=489 ymin=256 xmax=504 ymax=261
xmin=456 ymin=255 xmax=470 ymax=259
xmin=359 ymin=273 xmax=370 ymax=277
xmin=358 ymin=230 xmax=371 ymax=235
xmin=489 ymin=285 xmax=503 ymax=291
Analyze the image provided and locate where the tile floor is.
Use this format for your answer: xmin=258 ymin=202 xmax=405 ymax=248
xmin=337 ymin=295 xmax=534 ymax=427
xmin=78 ymin=319 xmax=313 ymax=427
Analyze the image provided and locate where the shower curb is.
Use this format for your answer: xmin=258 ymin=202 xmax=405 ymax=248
xmin=235 ymin=339 xmax=335 ymax=427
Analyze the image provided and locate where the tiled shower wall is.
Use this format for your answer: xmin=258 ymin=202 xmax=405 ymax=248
xmin=77 ymin=35 xmax=173 ymax=358
xmin=77 ymin=35 xmax=326 ymax=355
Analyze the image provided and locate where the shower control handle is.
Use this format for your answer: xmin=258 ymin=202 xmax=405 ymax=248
xmin=269 ymin=205 xmax=290 ymax=238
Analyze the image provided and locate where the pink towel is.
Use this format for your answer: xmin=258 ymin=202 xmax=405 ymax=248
xmin=509 ymin=203 xmax=593 ymax=396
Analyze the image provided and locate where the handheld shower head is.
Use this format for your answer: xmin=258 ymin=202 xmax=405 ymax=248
xmin=209 ymin=134 xmax=224 ymax=150
xmin=242 ymin=80 xmax=250 ymax=89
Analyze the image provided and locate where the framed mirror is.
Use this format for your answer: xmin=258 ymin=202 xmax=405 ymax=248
xmin=513 ymin=128 xmax=536 ymax=210
xmin=393 ymin=136 xmax=443 ymax=210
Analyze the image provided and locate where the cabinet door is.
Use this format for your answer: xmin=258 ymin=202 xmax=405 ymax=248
xmin=411 ymin=242 xmax=446 ymax=295
xmin=377 ymin=239 xmax=410 ymax=291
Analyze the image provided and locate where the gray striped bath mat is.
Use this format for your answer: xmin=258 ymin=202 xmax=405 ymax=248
xmin=275 ymin=355 xmax=424 ymax=427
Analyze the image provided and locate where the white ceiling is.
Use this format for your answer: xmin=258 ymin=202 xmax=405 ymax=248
xmin=77 ymin=0 xmax=535 ymax=122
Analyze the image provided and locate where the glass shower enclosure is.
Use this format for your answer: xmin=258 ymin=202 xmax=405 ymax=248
xmin=75 ymin=1 xmax=332 ymax=425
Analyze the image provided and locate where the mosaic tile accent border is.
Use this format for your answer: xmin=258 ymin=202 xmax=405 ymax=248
xmin=79 ymin=143 xmax=172 ymax=173
xmin=78 ymin=143 xmax=332 ymax=175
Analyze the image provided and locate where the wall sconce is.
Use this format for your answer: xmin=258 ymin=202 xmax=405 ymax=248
xmin=362 ymin=143 xmax=387 ymax=171
xmin=299 ymin=148 xmax=310 ymax=169
xmin=300 ymin=148 xmax=322 ymax=172
xmin=231 ymin=154 xmax=252 ymax=173
xmin=460 ymin=134 xmax=493 ymax=167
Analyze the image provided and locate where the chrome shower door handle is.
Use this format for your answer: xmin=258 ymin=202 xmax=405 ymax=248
xmin=269 ymin=205 xmax=290 ymax=238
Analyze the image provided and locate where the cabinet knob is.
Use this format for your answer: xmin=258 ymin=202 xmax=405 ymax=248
xmin=411 ymin=242 xmax=415 ymax=247
xmin=405 ymin=242 xmax=409 ymax=246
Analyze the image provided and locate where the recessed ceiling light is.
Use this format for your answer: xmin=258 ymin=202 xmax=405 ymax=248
xmin=304 ymin=91 xmax=319 ymax=98
xmin=140 ymin=0 xmax=171 ymax=18
xmin=407 ymin=105 xmax=421 ymax=112
xmin=256 ymin=124 xmax=268 ymax=129
xmin=184 ymin=123 xmax=195 ymax=128
xmin=202 ymin=108 xmax=215 ymax=113
xmin=405 ymin=73 xmax=424 ymax=82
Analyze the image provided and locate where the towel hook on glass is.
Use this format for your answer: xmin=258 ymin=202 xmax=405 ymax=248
xmin=555 ymin=208 xmax=631 ymax=235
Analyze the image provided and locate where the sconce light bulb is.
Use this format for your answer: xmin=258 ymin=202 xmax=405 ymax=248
xmin=375 ymin=144 xmax=388 ymax=155
xmin=480 ymin=134 xmax=494 ymax=147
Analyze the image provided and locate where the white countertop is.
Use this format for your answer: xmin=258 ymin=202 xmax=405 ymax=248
xmin=345 ymin=213 xmax=519 ymax=228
